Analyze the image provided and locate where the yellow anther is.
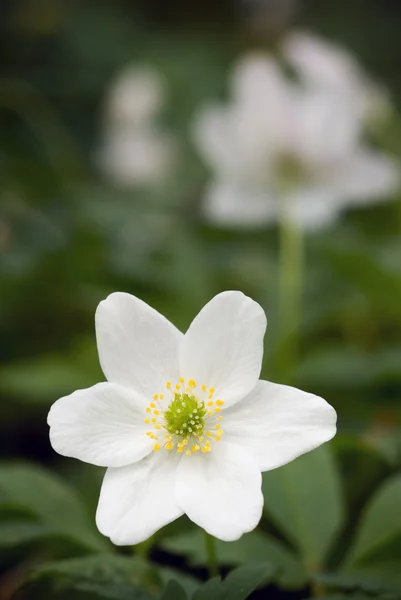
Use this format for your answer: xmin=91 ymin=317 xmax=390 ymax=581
xmin=199 ymin=437 xmax=204 ymax=442
xmin=201 ymin=384 xmax=206 ymax=391
xmin=153 ymin=394 xmax=158 ymax=400
xmin=216 ymin=400 xmax=224 ymax=406
xmin=177 ymin=447 xmax=184 ymax=453
xmin=183 ymin=439 xmax=188 ymax=445
xmin=177 ymin=442 xmax=184 ymax=448
xmin=186 ymin=450 xmax=191 ymax=456
xmin=150 ymin=402 xmax=156 ymax=408
xmin=154 ymin=424 xmax=161 ymax=430
xmin=146 ymin=407 xmax=151 ymax=413
xmin=159 ymin=394 xmax=164 ymax=400
xmin=206 ymin=432 xmax=213 ymax=438
xmin=209 ymin=387 xmax=215 ymax=395
xmin=179 ymin=377 xmax=185 ymax=384
xmin=215 ymin=423 xmax=221 ymax=429
xmin=166 ymin=381 xmax=171 ymax=389
xmin=215 ymin=436 xmax=221 ymax=441
xmin=151 ymin=418 xmax=156 ymax=423
xmin=146 ymin=431 xmax=152 ymax=436
xmin=188 ymin=379 xmax=196 ymax=388
xmin=153 ymin=410 xmax=160 ymax=415
xmin=144 ymin=419 xmax=150 ymax=424
xmin=218 ymin=415 xmax=223 ymax=420
xmin=218 ymin=429 xmax=224 ymax=435
xmin=207 ymin=410 xmax=214 ymax=416
xmin=175 ymin=383 xmax=180 ymax=390
xmin=207 ymin=401 xmax=214 ymax=407
xmin=192 ymin=445 xmax=199 ymax=452
xmin=215 ymin=408 xmax=221 ymax=413
xmin=153 ymin=443 xmax=160 ymax=451
xmin=165 ymin=443 xmax=173 ymax=450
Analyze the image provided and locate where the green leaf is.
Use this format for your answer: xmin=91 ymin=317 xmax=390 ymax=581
xmin=315 ymin=561 xmax=401 ymax=594
xmin=0 ymin=521 xmax=52 ymax=549
xmin=220 ymin=563 xmax=274 ymax=600
xmin=262 ymin=446 xmax=345 ymax=569
xmin=344 ymin=474 xmax=401 ymax=566
xmin=160 ymin=581 xmax=188 ymax=600
xmin=0 ymin=462 xmax=108 ymax=554
xmin=14 ymin=554 xmax=166 ymax=600
xmin=192 ymin=577 xmax=221 ymax=600
xmin=160 ymin=528 xmax=306 ymax=588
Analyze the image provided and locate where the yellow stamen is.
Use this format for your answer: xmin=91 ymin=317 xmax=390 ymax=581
xmin=154 ymin=424 xmax=161 ymax=430
xmin=153 ymin=410 xmax=160 ymax=415
xmin=166 ymin=381 xmax=171 ymax=389
xmin=179 ymin=377 xmax=185 ymax=383
xmin=151 ymin=418 xmax=156 ymax=423
xmin=150 ymin=402 xmax=156 ymax=408
xmin=186 ymin=450 xmax=191 ymax=456
xmin=153 ymin=443 xmax=160 ymax=451
xmin=165 ymin=443 xmax=173 ymax=450
xmin=216 ymin=400 xmax=224 ymax=407
xmin=146 ymin=407 xmax=151 ymax=413
xmin=201 ymin=384 xmax=206 ymax=391
xmin=159 ymin=394 xmax=164 ymax=400
xmin=153 ymin=394 xmax=158 ymax=400
xmin=175 ymin=383 xmax=180 ymax=390
xmin=207 ymin=401 xmax=214 ymax=407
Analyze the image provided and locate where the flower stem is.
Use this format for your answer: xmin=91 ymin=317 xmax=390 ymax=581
xmin=204 ymin=531 xmax=218 ymax=578
xmin=275 ymin=201 xmax=304 ymax=380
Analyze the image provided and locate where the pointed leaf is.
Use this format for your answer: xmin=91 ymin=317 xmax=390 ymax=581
xmin=160 ymin=581 xmax=188 ymax=600
xmin=220 ymin=563 xmax=274 ymax=600
xmin=262 ymin=446 xmax=344 ymax=568
xmin=0 ymin=462 xmax=108 ymax=553
xmin=192 ymin=577 xmax=222 ymax=600
xmin=344 ymin=474 xmax=401 ymax=566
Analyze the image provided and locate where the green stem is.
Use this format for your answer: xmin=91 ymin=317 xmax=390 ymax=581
xmin=275 ymin=198 xmax=304 ymax=380
xmin=134 ymin=535 xmax=154 ymax=560
xmin=204 ymin=531 xmax=218 ymax=578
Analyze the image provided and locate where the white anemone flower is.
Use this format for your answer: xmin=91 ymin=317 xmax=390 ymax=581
xmin=48 ymin=291 xmax=336 ymax=544
xmin=96 ymin=65 xmax=177 ymax=187
xmin=193 ymin=53 xmax=399 ymax=230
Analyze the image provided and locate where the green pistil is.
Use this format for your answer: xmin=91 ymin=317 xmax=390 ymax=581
xmin=164 ymin=393 xmax=206 ymax=437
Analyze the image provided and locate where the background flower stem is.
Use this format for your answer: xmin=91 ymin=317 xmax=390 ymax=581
xmin=204 ymin=531 xmax=219 ymax=578
xmin=275 ymin=199 xmax=304 ymax=380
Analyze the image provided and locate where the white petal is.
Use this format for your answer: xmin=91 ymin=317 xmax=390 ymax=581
xmin=283 ymin=30 xmax=358 ymax=91
xmin=332 ymin=150 xmax=400 ymax=205
xmin=175 ymin=442 xmax=263 ymax=541
xmin=48 ymin=382 xmax=153 ymax=467
xmin=179 ymin=291 xmax=267 ymax=407
xmin=222 ymin=380 xmax=337 ymax=472
xmin=286 ymin=186 xmax=343 ymax=231
xmin=204 ymin=180 xmax=277 ymax=228
xmin=290 ymin=88 xmax=360 ymax=164
xmin=96 ymin=292 xmax=183 ymax=397
xmin=96 ymin=452 xmax=183 ymax=545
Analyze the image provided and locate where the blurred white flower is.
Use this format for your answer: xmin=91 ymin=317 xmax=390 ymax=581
xmin=282 ymin=30 xmax=391 ymax=127
xmin=97 ymin=65 xmax=177 ymax=187
xmin=105 ymin=65 xmax=165 ymax=125
xmin=193 ymin=45 xmax=399 ymax=231
xmin=48 ymin=290 xmax=336 ymax=544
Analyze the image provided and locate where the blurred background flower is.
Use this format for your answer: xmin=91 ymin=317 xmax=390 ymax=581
xmin=1 ymin=0 xmax=401 ymax=599
xmin=96 ymin=65 xmax=178 ymax=187
xmin=193 ymin=37 xmax=399 ymax=230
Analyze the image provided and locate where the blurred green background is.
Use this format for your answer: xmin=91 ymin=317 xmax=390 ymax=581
xmin=1 ymin=1 xmax=401 ymax=599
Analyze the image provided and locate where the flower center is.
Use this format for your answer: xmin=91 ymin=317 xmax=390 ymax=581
xmin=164 ymin=393 xmax=206 ymax=436
xmin=143 ymin=378 xmax=225 ymax=456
